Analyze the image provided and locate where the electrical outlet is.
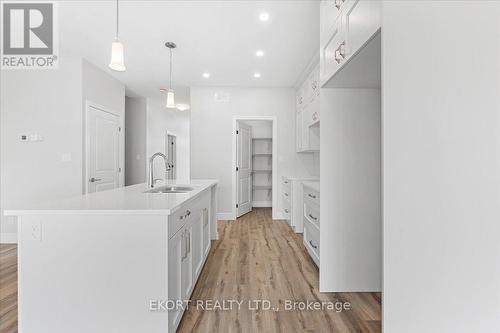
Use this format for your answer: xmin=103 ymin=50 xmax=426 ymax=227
xmin=29 ymin=220 xmax=42 ymax=241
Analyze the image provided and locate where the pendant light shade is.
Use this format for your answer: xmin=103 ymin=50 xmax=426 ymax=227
xmin=164 ymin=42 xmax=177 ymax=108
xmin=109 ymin=40 xmax=126 ymax=71
xmin=166 ymin=89 xmax=175 ymax=108
xmin=109 ymin=0 xmax=126 ymax=72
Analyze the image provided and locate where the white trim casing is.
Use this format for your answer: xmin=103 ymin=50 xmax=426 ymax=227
xmin=231 ymin=116 xmax=278 ymax=220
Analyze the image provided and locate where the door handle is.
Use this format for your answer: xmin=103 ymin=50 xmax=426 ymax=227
xmin=89 ymin=177 xmax=102 ymax=183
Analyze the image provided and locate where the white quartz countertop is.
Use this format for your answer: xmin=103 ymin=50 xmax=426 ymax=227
xmin=302 ymin=181 xmax=320 ymax=192
xmin=4 ymin=179 xmax=218 ymax=216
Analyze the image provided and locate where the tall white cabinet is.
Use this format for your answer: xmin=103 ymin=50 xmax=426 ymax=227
xmin=319 ymin=0 xmax=382 ymax=292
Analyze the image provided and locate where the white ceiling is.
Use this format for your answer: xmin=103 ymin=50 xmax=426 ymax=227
xmin=59 ymin=0 xmax=319 ymax=99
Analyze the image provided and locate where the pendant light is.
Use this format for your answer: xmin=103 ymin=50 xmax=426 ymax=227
xmin=109 ymin=0 xmax=126 ymax=72
xmin=165 ymin=42 xmax=176 ymax=108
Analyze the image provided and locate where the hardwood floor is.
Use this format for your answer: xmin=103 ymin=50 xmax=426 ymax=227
xmin=178 ymin=208 xmax=381 ymax=332
xmin=0 ymin=208 xmax=381 ymax=333
xmin=0 ymin=244 xmax=17 ymax=333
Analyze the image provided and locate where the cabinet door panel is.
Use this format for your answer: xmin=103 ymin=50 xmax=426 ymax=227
xmin=168 ymin=229 xmax=184 ymax=332
xmin=344 ymin=0 xmax=380 ymax=60
xmin=192 ymin=210 xmax=204 ymax=280
xmin=202 ymin=208 xmax=210 ymax=256
xmin=181 ymin=222 xmax=193 ymax=300
xmin=320 ymin=17 xmax=344 ymax=85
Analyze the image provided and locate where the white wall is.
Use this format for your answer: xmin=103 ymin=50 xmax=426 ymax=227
xmin=82 ymin=59 xmax=126 ymax=190
xmin=0 ymin=58 xmax=83 ymax=242
xmin=383 ymin=1 xmax=500 ymax=332
xmin=320 ymin=88 xmax=381 ymax=292
xmin=146 ymin=90 xmax=190 ymax=182
xmin=190 ymin=87 xmax=316 ymax=218
xmin=125 ymin=97 xmax=147 ymax=185
xmin=0 ymin=58 xmax=125 ymax=243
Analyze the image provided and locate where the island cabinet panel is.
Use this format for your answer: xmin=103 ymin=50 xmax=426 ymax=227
xmin=167 ymin=189 xmax=213 ymax=333
xmin=202 ymin=208 xmax=210 ymax=256
xmin=192 ymin=210 xmax=204 ymax=279
xmin=168 ymin=227 xmax=184 ymax=331
xmin=181 ymin=219 xmax=194 ymax=300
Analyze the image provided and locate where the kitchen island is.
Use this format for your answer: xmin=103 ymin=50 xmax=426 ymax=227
xmin=4 ymin=179 xmax=218 ymax=333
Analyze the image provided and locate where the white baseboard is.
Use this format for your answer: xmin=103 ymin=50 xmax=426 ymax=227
xmin=252 ymin=201 xmax=272 ymax=208
xmin=273 ymin=212 xmax=285 ymax=220
xmin=0 ymin=232 xmax=17 ymax=244
xmin=217 ymin=212 xmax=235 ymax=221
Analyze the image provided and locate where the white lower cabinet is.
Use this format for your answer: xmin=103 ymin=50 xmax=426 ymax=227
xmin=168 ymin=227 xmax=184 ymax=331
xmin=303 ymin=183 xmax=320 ymax=266
xmin=282 ymin=177 xmax=319 ymax=233
xmin=168 ymin=193 xmax=212 ymax=332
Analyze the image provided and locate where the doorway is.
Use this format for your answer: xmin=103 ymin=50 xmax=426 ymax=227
xmin=166 ymin=132 xmax=177 ymax=180
xmin=233 ymin=117 xmax=277 ymax=219
xmin=85 ymin=102 xmax=121 ymax=194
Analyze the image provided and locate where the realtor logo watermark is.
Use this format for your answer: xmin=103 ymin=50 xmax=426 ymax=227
xmin=1 ymin=1 xmax=58 ymax=69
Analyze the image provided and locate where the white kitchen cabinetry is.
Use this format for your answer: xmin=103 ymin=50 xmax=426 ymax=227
xmin=168 ymin=192 xmax=212 ymax=332
xmin=296 ymin=64 xmax=320 ymax=152
xmin=282 ymin=176 xmax=319 ymax=233
xmin=320 ymin=0 xmax=380 ymax=86
xmin=303 ymin=182 xmax=320 ymax=266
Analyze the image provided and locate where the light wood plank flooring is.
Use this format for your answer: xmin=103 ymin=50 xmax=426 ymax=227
xmin=0 ymin=244 xmax=17 ymax=333
xmin=0 ymin=208 xmax=381 ymax=333
xmin=178 ymin=208 xmax=381 ymax=332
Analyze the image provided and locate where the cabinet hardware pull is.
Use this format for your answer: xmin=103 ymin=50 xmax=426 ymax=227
xmin=187 ymin=230 xmax=191 ymax=254
xmin=312 ymin=112 xmax=318 ymax=121
xmin=181 ymin=231 xmax=187 ymax=260
xmin=285 ymin=209 xmax=289 ymax=213
xmin=334 ymin=49 xmax=342 ymax=64
xmin=308 ymin=213 xmax=318 ymax=221
xmin=338 ymin=41 xmax=347 ymax=58
xmin=309 ymin=240 xmax=318 ymax=249
xmin=284 ymin=192 xmax=289 ymax=196
xmin=308 ymin=193 xmax=317 ymax=199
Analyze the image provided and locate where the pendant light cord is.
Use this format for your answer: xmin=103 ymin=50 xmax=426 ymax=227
xmin=169 ymin=48 xmax=173 ymax=89
xmin=116 ymin=0 xmax=119 ymax=38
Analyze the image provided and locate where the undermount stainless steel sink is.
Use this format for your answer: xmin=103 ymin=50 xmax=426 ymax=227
xmin=144 ymin=185 xmax=194 ymax=194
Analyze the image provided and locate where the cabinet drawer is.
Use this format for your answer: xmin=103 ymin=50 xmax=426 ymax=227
xmin=169 ymin=207 xmax=193 ymax=238
xmin=304 ymin=187 xmax=320 ymax=207
xmin=283 ymin=188 xmax=291 ymax=202
xmin=303 ymin=219 xmax=320 ymax=262
xmin=283 ymin=200 xmax=291 ymax=219
xmin=304 ymin=202 xmax=320 ymax=228
xmin=282 ymin=177 xmax=291 ymax=192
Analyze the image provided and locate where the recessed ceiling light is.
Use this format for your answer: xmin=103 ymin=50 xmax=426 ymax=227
xmin=259 ymin=12 xmax=269 ymax=22
xmin=253 ymin=73 xmax=261 ymax=78
xmin=256 ymin=50 xmax=264 ymax=57
xmin=202 ymin=72 xmax=210 ymax=78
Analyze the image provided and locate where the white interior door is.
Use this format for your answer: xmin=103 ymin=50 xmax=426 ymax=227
xmin=237 ymin=122 xmax=252 ymax=217
xmin=87 ymin=105 xmax=120 ymax=193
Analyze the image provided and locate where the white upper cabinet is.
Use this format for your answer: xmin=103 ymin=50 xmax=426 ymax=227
xmin=320 ymin=0 xmax=381 ymax=86
xmin=296 ymin=64 xmax=320 ymax=153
